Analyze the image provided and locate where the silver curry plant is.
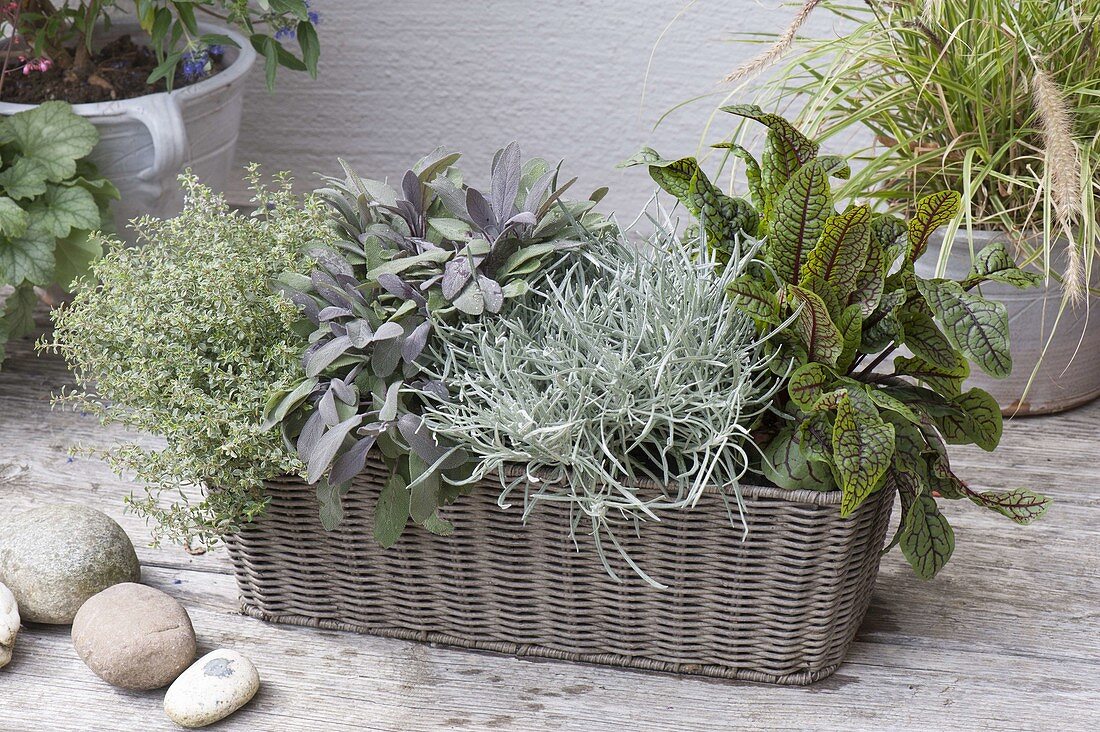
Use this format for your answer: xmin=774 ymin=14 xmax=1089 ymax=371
xmin=264 ymin=144 xmax=610 ymax=542
xmin=418 ymin=225 xmax=786 ymax=587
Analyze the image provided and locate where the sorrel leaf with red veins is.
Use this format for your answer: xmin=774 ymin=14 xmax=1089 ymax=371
xmin=769 ymin=161 xmax=832 ymax=285
xmin=786 ymin=284 xmax=843 ymax=365
xmin=900 ymin=493 xmax=955 ymax=579
xmin=721 ymin=104 xmax=820 ymax=200
xmin=625 ymin=152 xmax=757 ymax=254
xmin=849 ymin=227 xmax=887 ymax=316
xmin=964 ymin=241 xmax=1044 ymax=290
xmin=801 ymin=204 xmax=871 ymax=296
xmin=787 ymin=362 xmax=833 ymax=411
xmin=917 ymin=277 xmax=1011 ymax=378
xmin=835 ymin=303 xmax=863 ymax=372
xmin=906 ymin=190 xmax=960 ymax=263
xmin=893 ymin=354 xmax=968 ymax=397
xmin=762 ymin=426 xmax=836 ymax=490
xmin=928 ymin=387 xmax=1003 ymax=451
xmin=872 ymin=213 xmax=909 ymax=271
xmin=966 ymin=488 xmax=1052 ymax=524
xmin=833 ymin=393 xmax=895 ymax=516
xmin=726 ymin=275 xmax=781 ymax=323
xmin=712 ymin=141 xmax=766 ymax=215
xmin=899 ymin=308 xmax=967 ymax=373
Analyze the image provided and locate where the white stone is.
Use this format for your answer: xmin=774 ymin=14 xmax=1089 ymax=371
xmin=1 ymin=581 xmax=18 ymax=669
xmin=163 ymin=649 xmax=259 ymax=728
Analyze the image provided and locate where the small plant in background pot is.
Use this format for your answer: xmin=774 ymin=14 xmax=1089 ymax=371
xmin=1 ymin=0 xmax=319 ymax=100
xmin=0 ymin=100 xmax=115 ymax=364
xmin=0 ymin=1 xmax=324 ymax=240
xmin=729 ymin=0 xmax=1100 ymax=413
xmin=626 ymin=105 xmax=1052 ymax=578
xmin=46 ymin=169 xmax=329 ymax=548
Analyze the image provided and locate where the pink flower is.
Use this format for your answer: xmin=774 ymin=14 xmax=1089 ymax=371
xmin=19 ymin=56 xmax=52 ymax=75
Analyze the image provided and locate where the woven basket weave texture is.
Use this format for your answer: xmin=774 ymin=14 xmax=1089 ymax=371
xmin=227 ymin=457 xmax=894 ymax=685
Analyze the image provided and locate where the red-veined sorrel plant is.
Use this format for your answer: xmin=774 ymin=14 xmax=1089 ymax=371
xmin=625 ymin=105 xmax=1052 ymax=579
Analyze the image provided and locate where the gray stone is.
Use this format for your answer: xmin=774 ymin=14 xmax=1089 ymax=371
xmin=71 ymin=582 xmax=196 ymax=689
xmin=1 ymin=581 xmax=18 ymax=669
xmin=0 ymin=504 xmax=141 ymax=624
xmin=164 ymin=649 xmax=260 ymax=728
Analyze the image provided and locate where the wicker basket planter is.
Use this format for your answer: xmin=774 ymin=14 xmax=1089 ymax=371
xmin=226 ymin=457 xmax=895 ymax=685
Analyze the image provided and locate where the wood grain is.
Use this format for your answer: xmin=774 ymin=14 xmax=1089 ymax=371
xmin=1 ymin=323 xmax=1097 ymax=731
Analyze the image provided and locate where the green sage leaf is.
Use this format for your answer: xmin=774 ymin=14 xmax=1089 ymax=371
xmin=374 ymin=473 xmax=411 ymax=548
xmin=316 ymin=481 xmax=347 ymax=531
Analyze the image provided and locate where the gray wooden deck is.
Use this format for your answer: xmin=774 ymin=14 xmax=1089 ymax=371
xmin=1 ymin=322 xmax=1097 ymax=732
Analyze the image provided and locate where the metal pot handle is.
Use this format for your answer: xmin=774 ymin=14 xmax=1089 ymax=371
xmin=126 ymin=93 xmax=188 ymax=195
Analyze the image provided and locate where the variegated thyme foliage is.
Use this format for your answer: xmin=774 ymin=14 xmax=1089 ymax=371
xmin=46 ymin=169 xmax=329 ymax=547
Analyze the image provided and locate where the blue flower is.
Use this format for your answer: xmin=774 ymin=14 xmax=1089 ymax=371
xmin=208 ymin=45 xmax=224 ymax=56
xmin=181 ymin=50 xmax=210 ymax=81
xmin=274 ymin=25 xmax=296 ymax=41
xmin=305 ymin=0 xmax=320 ymax=25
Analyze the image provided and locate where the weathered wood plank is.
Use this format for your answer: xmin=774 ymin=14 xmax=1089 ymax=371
xmin=2 ymin=322 xmax=1098 ymax=731
xmin=2 ymin=564 xmax=1097 ymax=732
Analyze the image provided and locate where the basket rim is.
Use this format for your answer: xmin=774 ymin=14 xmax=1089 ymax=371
xmin=265 ymin=464 xmax=850 ymax=508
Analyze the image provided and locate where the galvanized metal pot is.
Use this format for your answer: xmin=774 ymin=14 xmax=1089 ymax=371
xmin=916 ymin=229 xmax=1100 ymax=415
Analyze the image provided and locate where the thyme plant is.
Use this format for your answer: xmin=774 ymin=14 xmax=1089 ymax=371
xmin=418 ymin=227 xmax=783 ymax=586
xmin=47 ymin=169 xmax=329 ymax=547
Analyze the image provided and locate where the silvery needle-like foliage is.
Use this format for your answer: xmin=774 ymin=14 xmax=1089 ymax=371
xmin=264 ymin=144 xmax=610 ymax=541
xmin=418 ymin=223 xmax=784 ymax=586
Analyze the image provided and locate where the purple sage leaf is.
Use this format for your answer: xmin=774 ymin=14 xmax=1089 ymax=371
xmin=402 ymin=320 xmax=433 ymax=363
xmin=328 ymin=435 xmax=377 ymax=486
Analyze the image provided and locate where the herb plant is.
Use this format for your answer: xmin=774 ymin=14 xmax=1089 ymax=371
xmin=418 ymin=227 xmax=782 ymax=586
xmin=626 ymin=105 xmax=1052 ymax=579
xmin=264 ymin=145 xmax=609 ymax=542
xmin=47 ymin=170 xmax=328 ymax=547
xmin=1 ymin=100 xmax=116 ymax=364
xmin=731 ymin=0 xmax=1100 ymax=298
xmin=1 ymin=0 xmax=320 ymax=92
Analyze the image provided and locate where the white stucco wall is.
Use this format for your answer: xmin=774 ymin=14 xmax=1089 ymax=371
xmin=230 ymin=0 xmax=843 ymax=216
